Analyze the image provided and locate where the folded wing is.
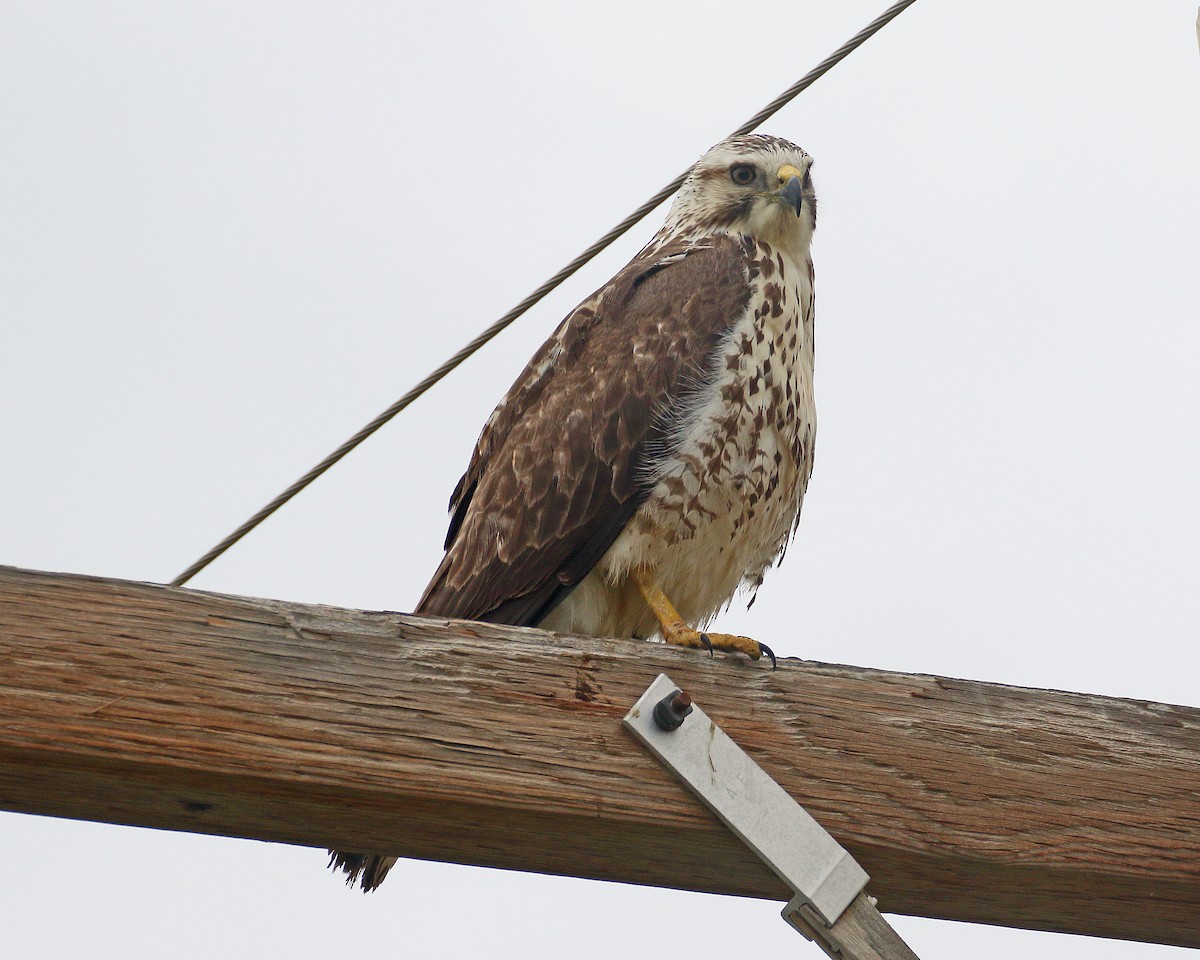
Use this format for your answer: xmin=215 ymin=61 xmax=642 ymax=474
xmin=416 ymin=235 xmax=755 ymax=629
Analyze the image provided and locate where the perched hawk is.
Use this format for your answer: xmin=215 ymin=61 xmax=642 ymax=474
xmin=332 ymin=133 xmax=817 ymax=890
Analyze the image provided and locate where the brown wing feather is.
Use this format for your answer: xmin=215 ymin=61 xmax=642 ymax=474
xmin=416 ymin=234 xmax=755 ymax=628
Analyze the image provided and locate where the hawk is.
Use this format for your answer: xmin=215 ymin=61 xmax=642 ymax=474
xmin=331 ymin=133 xmax=817 ymax=890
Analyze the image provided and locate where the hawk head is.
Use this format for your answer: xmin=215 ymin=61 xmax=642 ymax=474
xmin=659 ymin=134 xmax=816 ymax=251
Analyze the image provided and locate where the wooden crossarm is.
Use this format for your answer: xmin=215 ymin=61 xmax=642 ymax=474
xmin=0 ymin=565 xmax=1197 ymax=947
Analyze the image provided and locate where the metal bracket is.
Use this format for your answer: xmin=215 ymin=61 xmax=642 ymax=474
xmin=622 ymin=673 xmax=871 ymax=953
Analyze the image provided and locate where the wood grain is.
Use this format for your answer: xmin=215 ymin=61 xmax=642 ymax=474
xmin=1 ymin=565 xmax=1197 ymax=946
xmin=833 ymin=894 xmax=921 ymax=960
xmin=791 ymin=892 xmax=921 ymax=960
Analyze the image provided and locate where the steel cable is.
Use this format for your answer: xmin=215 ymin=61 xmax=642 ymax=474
xmin=171 ymin=0 xmax=919 ymax=587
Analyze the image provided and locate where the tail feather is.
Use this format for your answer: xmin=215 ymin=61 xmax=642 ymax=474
xmin=328 ymin=849 xmax=398 ymax=892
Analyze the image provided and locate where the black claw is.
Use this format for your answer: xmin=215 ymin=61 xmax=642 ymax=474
xmin=698 ymin=632 xmax=714 ymax=657
xmin=758 ymin=642 xmax=777 ymax=671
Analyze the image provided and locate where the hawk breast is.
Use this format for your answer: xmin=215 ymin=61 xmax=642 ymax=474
xmin=575 ymin=235 xmax=817 ymax=636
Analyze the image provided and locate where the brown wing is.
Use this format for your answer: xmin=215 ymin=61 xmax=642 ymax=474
xmin=415 ymin=234 xmax=755 ymax=627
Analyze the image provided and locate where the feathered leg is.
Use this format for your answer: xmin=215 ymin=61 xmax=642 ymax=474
xmin=632 ymin=568 xmax=775 ymax=669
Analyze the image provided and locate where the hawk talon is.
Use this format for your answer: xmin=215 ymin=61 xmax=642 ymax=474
xmin=758 ymin=641 xmax=777 ymax=672
xmin=698 ymin=632 xmax=715 ymax=657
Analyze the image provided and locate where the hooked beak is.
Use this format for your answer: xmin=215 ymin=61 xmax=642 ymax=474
xmin=775 ymin=164 xmax=805 ymax=217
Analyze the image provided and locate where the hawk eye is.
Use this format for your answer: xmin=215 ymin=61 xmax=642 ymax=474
xmin=729 ymin=164 xmax=756 ymax=186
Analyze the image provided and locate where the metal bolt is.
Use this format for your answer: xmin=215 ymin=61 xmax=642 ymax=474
xmin=652 ymin=689 xmax=693 ymax=731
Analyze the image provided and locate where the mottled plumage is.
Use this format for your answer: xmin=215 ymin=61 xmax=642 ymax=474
xmin=331 ymin=133 xmax=818 ymax=891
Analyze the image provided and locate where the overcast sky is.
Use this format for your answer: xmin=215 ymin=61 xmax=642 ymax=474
xmin=2 ymin=2 xmax=1198 ymax=958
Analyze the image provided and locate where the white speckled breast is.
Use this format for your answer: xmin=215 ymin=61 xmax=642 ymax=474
xmin=543 ymin=239 xmax=816 ymax=640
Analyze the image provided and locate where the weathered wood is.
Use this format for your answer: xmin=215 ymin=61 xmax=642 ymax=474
xmin=833 ymin=894 xmax=922 ymax=960
xmin=0 ymin=565 xmax=1197 ymax=946
xmin=789 ymin=892 xmax=922 ymax=960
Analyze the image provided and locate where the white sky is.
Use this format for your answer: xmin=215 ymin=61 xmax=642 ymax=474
xmin=2 ymin=2 xmax=1198 ymax=957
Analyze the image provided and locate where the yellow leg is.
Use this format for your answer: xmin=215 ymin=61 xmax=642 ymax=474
xmin=631 ymin=569 xmax=775 ymax=668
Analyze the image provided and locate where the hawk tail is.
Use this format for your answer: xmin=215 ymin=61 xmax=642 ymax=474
xmin=327 ymin=849 xmax=398 ymax=892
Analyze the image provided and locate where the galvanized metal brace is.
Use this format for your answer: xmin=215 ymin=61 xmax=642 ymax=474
xmin=623 ymin=673 xmax=872 ymax=956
